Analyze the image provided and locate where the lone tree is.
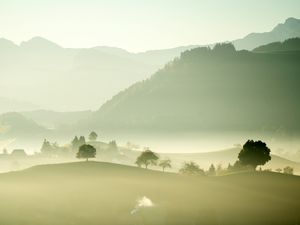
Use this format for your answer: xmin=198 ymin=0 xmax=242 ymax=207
xmin=179 ymin=161 xmax=205 ymax=176
xmin=159 ymin=159 xmax=172 ymax=172
xmin=77 ymin=144 xmax=96 ymax=161
xmin=238 ymin=140 xmax=271 ymax=170
xmin=89 ymin=131 xmax=98 ymax=141
xmin=135 ymin=149 xmax=159 ymax=169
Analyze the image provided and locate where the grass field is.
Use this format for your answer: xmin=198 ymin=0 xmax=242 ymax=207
xmin=0 ymin=161 xmax=299 ymax=225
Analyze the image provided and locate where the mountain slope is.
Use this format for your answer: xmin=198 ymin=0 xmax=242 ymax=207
xmin=0 ymin=97 xmax=40 ymax=114
xmin=233 ymin=17 xmax=300 ymax=50
xmin=83 ymin=43 xmax=300 ymax=133
xmin=20 ymin=110 xmax=92 ymax=129
xmin=0 ymin=112 xmax=48 ymax=138
xmin=1 ymin=18 xmax=300 ymax=111
xmin=253 ymin=37 xmax=300 ymax=52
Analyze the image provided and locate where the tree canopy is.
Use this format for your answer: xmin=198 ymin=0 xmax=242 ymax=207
xmin=179 ymin=161 xmax=205 ymax=176
xmin=76 ymin=144 xmax=96 ymax=161
xmin=159 ymin=159 xmax=172 ymax=172
xmin=89 ymin=131 xmax=98 ymax=141
xmin=238 ymin=140 xmax=271 ymax=169
xmin=135 ymin=149 xmax=159 ymax=169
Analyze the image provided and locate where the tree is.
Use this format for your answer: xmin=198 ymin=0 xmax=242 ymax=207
xmin=40 ymin=139 xmax=53 ymax=155
xmin=108 ymin=140 xmax=118 ymax=152
xmin=89 ymin=131 xmax=98 ymax=141
xmin=78 ymin=136 xmax=86 ymax=146
xmin=275 ymin=168 xmax=282 ymax=173
xmin=227 ymin=163 xmax=233 ymax=171
xmin=2 ymin=148 xmax=8 ymax=155
xmin=283 ymin=166 xmax=293 ymax=175
xmin=179 ymin=161 xmax=205 ymax=176
xmin=76 ymin=144 xmax=96 ymax=161
xmin=135 ymin=149 xmax=159 ymax=169
xmin=238 ymin=140 xmax=271 ymax=169
xmin=159 ymin=159 xmax=172 ymax=172
xmin=207 ymin=164 xmax=216 ymax=176
xmin=71 ymin=136 xmax=80 ymax=150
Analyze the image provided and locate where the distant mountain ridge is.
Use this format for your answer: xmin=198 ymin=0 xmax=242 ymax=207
xmin=253 ymin=37 xmax=300 ymax=52
xmin=81 ymin=43 xmax=300 ymax=134
xmin=0 ymin=17 xmax=299 ymax=112
xmin=233 ymin=17 xmax=300 ymax=50
xmin=0 ymin=97 xmax=40 ymax=114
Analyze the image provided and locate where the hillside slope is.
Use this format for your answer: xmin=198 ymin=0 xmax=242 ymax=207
xmin=82 ymin=43 xmax=300 ymax=134
xmin=0 ymin=112 xmax=49 ymax=138
xmin=0 ymin=161 xmax=299 ymax=225
xmin=253 ymin=37 xmax=300 ymax=52
xmin=162 ymin=148 xmax=300 ymax=174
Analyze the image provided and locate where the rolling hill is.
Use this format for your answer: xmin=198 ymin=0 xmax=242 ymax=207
xmin=0 ymin=161 xmax=299 ymax=225
xmin=162 ymin=148 xmax=300 ymax=174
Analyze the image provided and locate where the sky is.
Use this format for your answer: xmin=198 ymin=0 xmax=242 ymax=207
xmin=0 ymin=0 xmax=300 ymax=52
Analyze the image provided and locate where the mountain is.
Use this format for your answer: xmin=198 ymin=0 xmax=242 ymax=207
xmin=82 ymin=43 xmax=300 ymax=134
xmin=233 ymin=17 xmax=300 ymax=50
xmin=0 ymin=97 xmax=40 ymax=114
xmin=20 ymin=110 xmax=92 ymax=129
xmin=0 ymin=37 xmax=195 ymax=112
xmin=0 ymin=112 xmax=48 ymax=138
xmin=1 ymin=18 xmax=299 ymax=111
xmin=0 ymin=38 xmax=18 ymax=51
xmin=0 ymin=38 xmax=159 ymax=111
xmin=20 ymin=36 xmax=62 ymax=51
xmin=253 ymin=37 xmax=300 ymax=52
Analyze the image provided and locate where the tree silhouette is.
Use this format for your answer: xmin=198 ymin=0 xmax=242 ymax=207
xmin=179 ymin=161 xmax=205 ymax=176
xmin=159 ymin=159 xmax=172 ymax=172
xmin=207 ymin=164 xmax=216 ymax=176
xmin=77 ymin=144 xmax=96 ymax=161
xmin=89 ymin=131 xmax=98 ymax=141
xmin=78 ymin=136 xmax=86 ymax=146
xmin=238 ymin=140 xmax=271 ymax=169
xmin=40 ymin=139 xmax=53 ymax=155
xmin=135 ymin=149 xmax=159 ymax=169
xmin=71 ymin=136 xmax=80 ymax=151
xmin=283 ymin=166 xmax=293 ymax=175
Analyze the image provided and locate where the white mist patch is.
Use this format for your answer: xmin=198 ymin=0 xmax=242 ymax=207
xmin=130 ymin=196 xmax=154 ymax=214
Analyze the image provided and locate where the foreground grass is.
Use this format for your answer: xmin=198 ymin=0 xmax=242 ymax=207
xmin=0 ymin=161 xmax=299 ymax=225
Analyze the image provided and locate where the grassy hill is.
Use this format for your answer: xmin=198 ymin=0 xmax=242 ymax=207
xmin=0 ymin=161 xmax=299 ymax=225
xmin=162 ymin=148 xmax=300 ymax=174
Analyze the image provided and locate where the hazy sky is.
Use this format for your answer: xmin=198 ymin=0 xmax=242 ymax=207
xmin=0 ymin=0 xmax=300 ymax=52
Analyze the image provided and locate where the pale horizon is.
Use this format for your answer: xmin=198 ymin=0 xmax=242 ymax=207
xmin=1 ymin=0 xmax=300 ymax=52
